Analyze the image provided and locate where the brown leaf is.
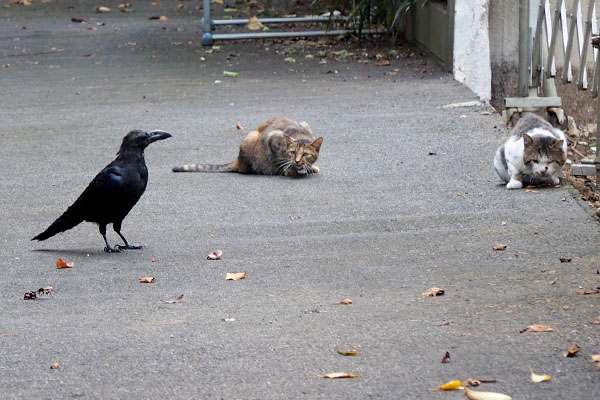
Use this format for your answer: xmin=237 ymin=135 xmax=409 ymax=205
xmin=138 ymin=276 xmax=155 ymax=283
xmin=590 ymin=354 xmax=600 ymax=362
xmin=165 ymin=294 xmax=184 ymax=303
xmin=559 ymin=257 xmax=572 ymax=263
xmin=522 ymin=324 xmax=553 ymax=333
xmin=56 ymin=258 xmax=74 ymax=269
xmin=207 ymin=250 xmax=223 ymax=260
xmin=321 ymin=372 xmax=360 ymax=379
xmin=525 ymin=189 xmax=539 ymax=193
xmin=422 ymin=287 xmax=444 ymax=297
xmin=441 ymin=351 xmax=451 ymax=363
xmin=172 ymin=41 xmax=184 ymax=46
xmin=336 ymin=349 xmax=358 ymax=356
xmin=564 ymin=345 xmax=581 ymax=357
xmin=577 ymin=288 xmax=600 ymax=295
xmin=50 ymin=362 xmax=60 ymax=369
xmin=236 ymin=123 xmax=244 ymax=130
xmin=225 ymin=272 xmax=247 ymax=280
xmin=492 ymin=244 xmax=507 ymax=251
xmin=71 ymin=17 xmax=87 ymax=23
xmin=463 ymin=378 xmax=481 ymax=387
xmin=339 ymin=298 xmax=353 ymax=305
xmin=376 ymin=60 xmax=391 ymax=67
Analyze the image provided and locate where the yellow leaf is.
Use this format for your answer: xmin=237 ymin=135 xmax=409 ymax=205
xmin=322 ymin=372 xmax=360 ymax=379
xmin=464 ymin=388 xmax=512 ymax=400
xmin=336 ymin=349 xmax=358 ymax=356
xmin=590 ymin=354 xmax=600 ymax=362
xmin=435 ymin=380 xmax=463 ymax=391
xmin=529 ymin=368 xmax=551 ymax=382
xmin=246 ymin=16 xmax=265 ymax=30
xmin=56 ymin=258 xmax=74 ymax=268
xmin=225 ymin=272 xmax=247 ymax=280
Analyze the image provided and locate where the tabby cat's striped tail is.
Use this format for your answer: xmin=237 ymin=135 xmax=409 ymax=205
xmin=172 ymin=160 xmax=238 ymax=173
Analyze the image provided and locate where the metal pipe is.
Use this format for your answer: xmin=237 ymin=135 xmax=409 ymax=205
xmin=210 ymin=29 xmax=383 ymax=41
xmin=519 ymin=0 xmax=531 ymax=96
xmin=201 ymin=0 xmax=211 ymax=32
xmin=212 ymin=16 xmax=348 ymax=25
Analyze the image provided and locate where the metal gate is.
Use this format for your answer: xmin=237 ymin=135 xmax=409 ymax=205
xmin=503 ymin=0 xmax=599 ymax=182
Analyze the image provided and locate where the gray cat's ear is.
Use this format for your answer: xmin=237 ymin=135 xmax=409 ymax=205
xmin=523 ymin=133 xmax=533 ymax=146
xmin=311 ymin=137 xmax=323 ymax=152
xmin=553 ymin=139 xmax=564 ymax=149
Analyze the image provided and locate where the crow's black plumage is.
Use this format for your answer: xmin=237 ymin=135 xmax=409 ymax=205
xmin=32 ymin=129 xmax=172 ymax=252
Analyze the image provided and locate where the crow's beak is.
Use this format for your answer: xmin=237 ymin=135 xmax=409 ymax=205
xmin=147 ymin=130 xmax=172 ymax=143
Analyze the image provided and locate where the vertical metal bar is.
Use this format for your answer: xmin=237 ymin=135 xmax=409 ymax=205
xmin=519 ymin=0 xmax=531 ymax=96
xmin=596 ymin=95 xmax=600 ymax=185
xmin=532 ymin=0 xmax=546 ymax=87
xmin=577 ymin=0 xmax=594 ymax=90
xmin=560 ymin=2 xmax=574 ymax=81
xmin=545 ymin=0 xmax=557 ymax=76
xmin=561 ymin=0 xmax=579 ymax=83
xmin=201 ymin=0 xmax=211 ymax=32
xmin=593 ymin=50 xmax=600 ymax=98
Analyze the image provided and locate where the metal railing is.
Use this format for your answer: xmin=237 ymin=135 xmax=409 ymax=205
xmin=199 ymin=0 xmax=383 ymax=46
xmin=504 ymin=0 xmax=599 ymax=182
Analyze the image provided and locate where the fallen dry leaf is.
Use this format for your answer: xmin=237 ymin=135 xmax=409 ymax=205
xmin=530 ymin=368 xmax=551 ymax=382
xmin=56 ymin=258 xmax=74 ymax=269
xmin=492 ymin=244 xmax=507 ymax=251
xmin=441 ymin=351 xmax=451 ymax=363
xmin=236 ymin=123 xmax=244 ymax=130
xmin=246 ymin=16 xmax=265 ymax=30
xmin=96 ymin=6 xmax=111 ymax=13
xmin=422 ymin=287 xmax=445 ymax=297
xmin=564 ymin=345 xmax=581 ymax=358
xmin=339 ymin=298 xmax=353 ymax=305
xmin=463 ymin=378 xmax=481 ymax=387
xmin=376 ymin=60 xmax=391 ymax=67
xmin=207 ymin=250 xmax=223 ymax=260
xmin=50 ymin=362 xmax=60 ymax=369
xmin=225 ymin=272 xmax=247 ymax=281
xmin=522 ymin=324 xmax=553 ymax=333
xmin=321 ymin=372 xmax=360 ymax=379
xmin=594 ymin=317 xmax=600 ymax=324
xmin=336 ymin=349 xmax=358 ymax=356
xmin=577 ymin=288 xmax=600 ymax=295
xmin=524 ymin=189 xmax=539 ymax=193
xmin=464 ymin=388 xmax=512 ymax=400
xmin=138 ymin=276 xmax=155 ymax=283
xmin=559 ymin=257 xmax=572 ymax=263
xmin=165 ymin=294 xmax=183 ymax=303
xmin=590 ymin=354 xmax=600 ymax=362
xmin=434 ymin=380 xmax=463 ymax=391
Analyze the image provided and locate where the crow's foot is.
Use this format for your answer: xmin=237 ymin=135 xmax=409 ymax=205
xmin=104 ymin=245 xmax=121 ymax=253
xmin=116 ymin=244 xmax=143 ymax=250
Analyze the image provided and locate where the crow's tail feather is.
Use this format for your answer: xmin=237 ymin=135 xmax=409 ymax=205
xmin=32 ymin=210 xmax=84 ymax=241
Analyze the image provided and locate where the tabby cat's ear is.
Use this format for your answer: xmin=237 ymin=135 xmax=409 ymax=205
xmin=522 ymin=133 xmax=533 ymax=147
xmin=311 ymin=137 xmax=323 ymax=152
xmin=552 ymin=139 xmax=564 ymax=149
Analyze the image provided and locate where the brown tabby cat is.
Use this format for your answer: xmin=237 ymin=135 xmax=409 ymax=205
xmin=172 ymin=118 xmax=323 ymax=176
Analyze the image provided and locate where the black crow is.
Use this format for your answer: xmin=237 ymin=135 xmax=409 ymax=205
xmin=32 ymin=129 xmax=172 ymax=252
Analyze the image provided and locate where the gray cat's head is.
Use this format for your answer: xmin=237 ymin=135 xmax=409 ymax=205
xmin=523 ymin=133 xmax=566 ymax=178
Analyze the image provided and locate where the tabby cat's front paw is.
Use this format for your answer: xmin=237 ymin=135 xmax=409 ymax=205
xmin=310 ymin=165 xmax=320 ymax=174
xmin=506 ymin=179 xmax=523 ymax=190
xmin=551 ymin=176 xmax=560 ymax=185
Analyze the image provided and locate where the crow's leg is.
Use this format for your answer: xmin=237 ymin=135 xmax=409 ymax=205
xmin=99 ymin=224 xmax=120 ymax=253
xmin=113 ymin=221 xmax=142 ymax=250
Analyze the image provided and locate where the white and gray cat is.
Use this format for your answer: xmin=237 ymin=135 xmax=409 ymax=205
xmin=494 ymin=114 xmax=567 ymax=189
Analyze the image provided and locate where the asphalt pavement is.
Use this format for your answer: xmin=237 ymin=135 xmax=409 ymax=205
xmin=1 ymin=1 xmax=599 ymax=399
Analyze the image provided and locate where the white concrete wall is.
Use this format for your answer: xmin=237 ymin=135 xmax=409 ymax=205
xmin=453 ymin=0 xmax=492 ymax=101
